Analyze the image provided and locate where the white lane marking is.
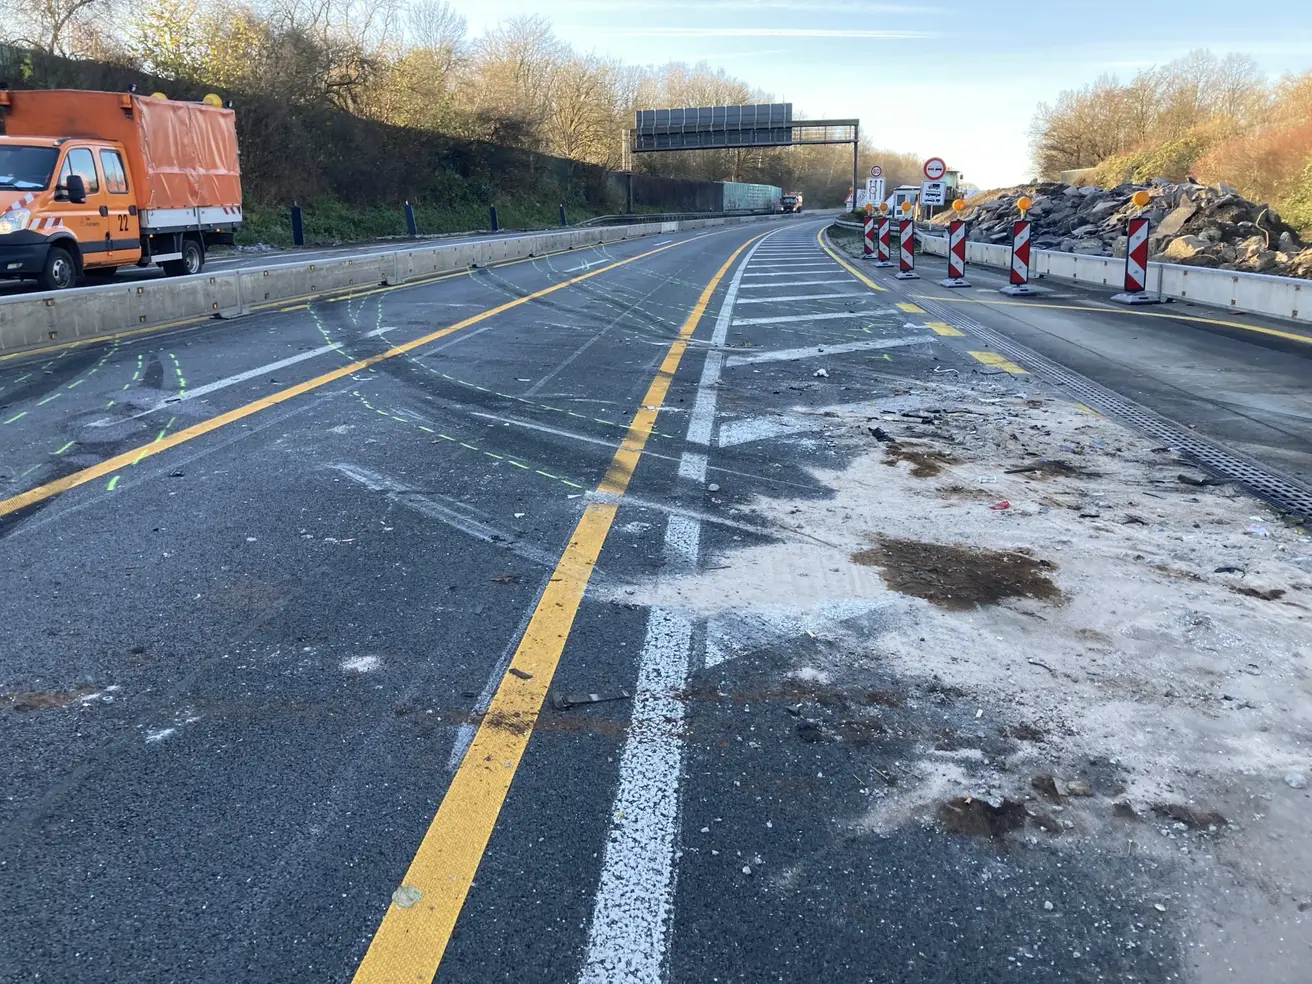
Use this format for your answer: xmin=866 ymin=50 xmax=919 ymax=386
xmin=742 ymin=270 xmax=835 ymax=277
xmin=686 ymin=237 xmax=759 ymax=446
xmin=717 ymin=415 xmax=820 ymax=447
xmin=724 ymin=335 xmax=930 ymax=366
xmin=737 ymin=279 xmax=850 ymax=288
xmin=733 ymin=292 xmax=865 ymax=305
xmin=663 ymin=513 xmax=701 ymax=565
xmin=577 ymin=607 xmax=694 ymax=984
xmin=678 ymin=451 xmax=707 ymax=482
xmin=578 ymin=228 xmax=776 ymax=984
xmin=748 ymin=261 xmax=831 ymax=268
xmin=565 ymin=258 xmax=609 ymax=273
xmin=96 ymin=343 xmax=344 ymax=424
xmin=732 ymin=310 xmax=882 ymax=327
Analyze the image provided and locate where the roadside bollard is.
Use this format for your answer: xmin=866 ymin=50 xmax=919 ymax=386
xmin=290 ymin=203 xmax=304 ymax=247
xmin=940 ymin=198 xmax=970 ymax=288
xmin=895 ymin=202 xmax=919 ymax=280
xmin=404 ymin=201 xmax=418 ymax=238
xmin=862 ymin=213 xmax=875 ymax=258
xmin=1000 ymin=196 xmax=1037 ymax=296
xmin=874 ymin=204 xmax=894 ymax=267
xmin=489 ymin=205 xmax=499 ymax=233
xmin=1112 ymin=190 xmax=1162 ymax=305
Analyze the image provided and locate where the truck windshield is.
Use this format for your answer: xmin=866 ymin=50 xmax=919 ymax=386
xmin=0 ymin=146 xmax=60 ymax=191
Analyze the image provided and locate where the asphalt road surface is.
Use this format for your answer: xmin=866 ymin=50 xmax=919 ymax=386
xmin=1 ymin=218 xmax=1309 ymax=983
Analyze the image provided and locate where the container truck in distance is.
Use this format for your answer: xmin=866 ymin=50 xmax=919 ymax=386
xmin=0 ymin=89 xmax=242 ymax=290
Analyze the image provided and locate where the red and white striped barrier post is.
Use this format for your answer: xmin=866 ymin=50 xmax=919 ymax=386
xmin=939 ymin=199 xmax=970 ymax=287
xmin=1112 ymin=190 xmax=1163 ymax=305
xmin=874 ymin=208 xmax=893 ymax=267
xmin=999 ymin=195 xmax=1038 ymax=296
xmin=862 ymin=213 xmax=875 ymax=258
xmin=894 ymin=203 xmax=919 ymax=280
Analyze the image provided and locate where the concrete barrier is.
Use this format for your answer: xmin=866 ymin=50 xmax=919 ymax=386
xmin=916 ymin=232 xmax=1312 ymax=325
xmin=0 ymin=212 xmax=791 ymax=357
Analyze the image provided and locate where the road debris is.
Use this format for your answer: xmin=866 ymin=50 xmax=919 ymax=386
xmin=551 ymin=689 xmax=632 ymax=710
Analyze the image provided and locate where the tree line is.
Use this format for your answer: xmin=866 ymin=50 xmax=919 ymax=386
xmin=0 ymin=0 xmax=922 ymax=205
xmin=1028 ymin=49 xmax=1312 ymax=229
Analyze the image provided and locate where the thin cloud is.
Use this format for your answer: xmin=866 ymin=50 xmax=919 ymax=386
xmin=584 ymin=27 xmax=934 ymax=39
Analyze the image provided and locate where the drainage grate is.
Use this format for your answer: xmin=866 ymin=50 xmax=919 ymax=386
xmin=907 ymin=292 xmax=1312 ymax=519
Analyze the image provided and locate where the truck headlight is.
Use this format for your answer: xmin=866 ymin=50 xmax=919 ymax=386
xmin=0 ymin=208 xmax=31 ymax=235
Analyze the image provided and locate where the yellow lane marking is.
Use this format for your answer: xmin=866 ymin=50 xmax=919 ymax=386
xmin=1074 ymin=402 xmax=1101 ymax=416
xmin=925 ymin=321 xmax=964 ymax=336
xmin=896 ymin=302 xmax=926 ymax=314
xmin=816 ymin=227 xmax=887 ymax=291
xmin=909 ymin=294 xmax=1312 ymax=346
xmin=969 ymin=350 xmax=1029 ymax=375
xmin=0 ymin=233 xmax=724 ymax=520
xmin=349 ymin=235 xmax=758 ymax=984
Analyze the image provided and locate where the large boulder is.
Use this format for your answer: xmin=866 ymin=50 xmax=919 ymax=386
xmin=1158 ymin=235 xmax=1209 ymax=261
xmin=1155 ymin=200 xmax=1198 ymax=237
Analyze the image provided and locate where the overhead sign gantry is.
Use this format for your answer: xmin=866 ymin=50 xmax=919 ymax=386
xmin=625 ymin=103 xmax=861 ymax=212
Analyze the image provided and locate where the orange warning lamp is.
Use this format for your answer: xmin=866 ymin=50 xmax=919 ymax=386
xmin=1131 ymin=190 xmax=1151 ymax=208
xmin=878 ymin=201 xmax=889 ymax=214
xmin=1016 ymin=195 xmax=1032 ymax=215
xmin=952 ymin=198 xmax=965 ymax=212
xmin=864 ymin=202 xmax=873 ymax=216
xmin=899 ymin=200 xmax=912 ymax=214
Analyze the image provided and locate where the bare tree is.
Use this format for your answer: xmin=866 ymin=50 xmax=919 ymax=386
xmin=0 ymin=0 xmax=118 ymax=55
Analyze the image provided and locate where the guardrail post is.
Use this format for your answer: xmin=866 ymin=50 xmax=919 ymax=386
xmin=404 ymin=201 xmax=418 ymax=238
xmin=559 ymin=204 xmax=567 ymax=226
xmin=290 ymin=203 xmax=304 ymax=247
xmin=940 ymin=219 xmax=970 ymax=288
xmin=489 ymin=205 xmax=499 ymax=233
xmin=894 ymin=219 xmax=919 ymax=280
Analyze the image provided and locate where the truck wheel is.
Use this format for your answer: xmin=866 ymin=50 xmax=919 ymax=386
xmin=38 ymin=246 xmax=77 ymax=291
xmin=163 ymin=238 xmax=204 ymax=277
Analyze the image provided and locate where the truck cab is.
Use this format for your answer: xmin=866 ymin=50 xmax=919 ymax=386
xmin=0 ymin=89 xmax=240 ymax=291
xmin=0 ymin=136 xmax=150 ymax=290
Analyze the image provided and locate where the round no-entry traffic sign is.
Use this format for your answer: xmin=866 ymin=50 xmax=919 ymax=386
xmin=870 ymin=165 xmax=882 ymax=177
xmin=923 ymin=157 xmax=947 ymax=180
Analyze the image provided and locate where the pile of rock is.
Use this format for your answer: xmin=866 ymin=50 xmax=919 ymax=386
xmin=930 ymin=180 xmax=1312 ymax=279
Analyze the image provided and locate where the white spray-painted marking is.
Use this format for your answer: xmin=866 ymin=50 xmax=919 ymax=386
xmin=578 ymin=227 xmax=777 ymax=984
xmin=725 ymin=336 xmax=930 ymax=367
xmin=341 ymin=655 xmax=381 ymax=674
xmin=145 ymin=727 xmax=176 ymax=743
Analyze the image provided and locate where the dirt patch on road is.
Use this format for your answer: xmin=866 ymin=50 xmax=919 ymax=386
xmin=882 ymin=443 xmax=952 ymax=477
xmin=852 ymin=536 xmax=1062 ymax=610
xmin=0 ymin=686 xmax=96 ymax=712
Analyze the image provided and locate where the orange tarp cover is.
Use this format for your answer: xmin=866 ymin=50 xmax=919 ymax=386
xmin=4 ymin=90 xmax=241 ymax=211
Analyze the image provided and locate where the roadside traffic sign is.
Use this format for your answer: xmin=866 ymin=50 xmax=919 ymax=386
xmin=923 ymin=157 xmax=947 ymax=180
xmin=870 ymin=165 xmax=882 ymax=178
xmin=920 ymin=180 xmax=947 ymax=206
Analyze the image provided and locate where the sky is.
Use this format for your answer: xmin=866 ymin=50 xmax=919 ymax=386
xmin=445 ymin=0 xmax=1312 ymax=188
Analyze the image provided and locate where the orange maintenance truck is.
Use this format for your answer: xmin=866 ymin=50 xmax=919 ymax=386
xmin=0 ymin=88 xmax=242 ymax=290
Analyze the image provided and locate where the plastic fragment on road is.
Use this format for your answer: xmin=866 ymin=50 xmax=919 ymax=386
xmin=989 ymin=500 xmax=1011 ymax=510
xmin=551 ymin=689 xmax=632 ymax=710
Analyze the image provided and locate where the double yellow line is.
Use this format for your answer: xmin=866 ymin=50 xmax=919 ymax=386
xmin=348 ymin=236 xmax=760 ymax=983
xmin=0 ymin=232 xmax=717 ymax=520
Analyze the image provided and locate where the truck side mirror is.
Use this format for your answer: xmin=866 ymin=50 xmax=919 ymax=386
xmin=65 ymin=174 xmax=87 ymax=204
